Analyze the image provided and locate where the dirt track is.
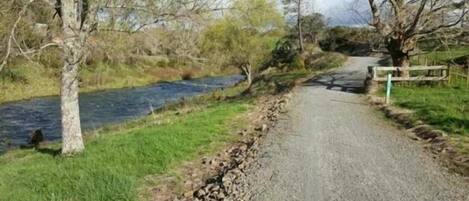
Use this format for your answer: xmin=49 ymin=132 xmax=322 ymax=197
xmin=243 ymin=57 xmax=469 ymax=201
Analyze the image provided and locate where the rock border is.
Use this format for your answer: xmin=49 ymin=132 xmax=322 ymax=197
xmin=191 ymin=92 xmax=292 ymax=201
xmin=149 ymin=70 xmax=337 ymax=201
xmin=366 ymin=82 xmax=469 ymax=177
xmin=149 ymin=91 xmax=294 ymax=201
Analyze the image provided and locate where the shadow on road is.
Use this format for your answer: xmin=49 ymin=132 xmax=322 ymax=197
xmin=302 ymin=70 xmax=366 ymax=94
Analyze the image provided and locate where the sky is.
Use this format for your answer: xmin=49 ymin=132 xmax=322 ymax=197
xmin=309 ymin=0 xmax=370 ymax=26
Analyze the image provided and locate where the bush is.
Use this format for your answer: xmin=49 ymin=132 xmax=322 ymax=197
xmin=268 ymin=38 xmax=298 ymax=68
xmin=181 ymin=70 xmax=194 ymax=80
xmin=37 ymin=48 xmax=62 ymax=69
xmin=305 ymin=52 xmax=347 ymax=70
xmin=0 ymin=68 xmax=28 ymax=83
xmin=289 ymin=54 xmax=305 ymax=70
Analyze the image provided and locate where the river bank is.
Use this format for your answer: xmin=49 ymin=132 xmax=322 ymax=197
xmin=0 ymin=62 xmax=238 ymax=104
xmin=0 ymin=69 xmax=315 ymax=201
xmin=0 ymin=75 xmax=243 ymax=151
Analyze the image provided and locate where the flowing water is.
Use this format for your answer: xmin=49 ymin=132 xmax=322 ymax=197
xmin=0 ymin=75 xmax=243 ymax=152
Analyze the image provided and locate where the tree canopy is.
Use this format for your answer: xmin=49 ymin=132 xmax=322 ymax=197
xmin=201 ymin=0 xmax=285 ymax=83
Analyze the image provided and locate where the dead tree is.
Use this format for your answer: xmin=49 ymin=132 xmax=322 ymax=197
xmin=368 ymin=0 xmax=468 ymax=77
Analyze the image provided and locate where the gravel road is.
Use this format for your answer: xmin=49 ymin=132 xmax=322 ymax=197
xmin=243 ymin=57 xmax=469 ymax=201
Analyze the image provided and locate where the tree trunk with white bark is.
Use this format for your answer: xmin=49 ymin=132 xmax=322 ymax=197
xmin=61 ymin=0 xmax=85 ymax=155
xmin=241 ymin=63 xmax=252 ymax=88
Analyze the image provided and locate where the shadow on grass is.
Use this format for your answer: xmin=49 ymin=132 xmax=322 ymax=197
xmin=19 ymin=145 xmax=61 ymax=157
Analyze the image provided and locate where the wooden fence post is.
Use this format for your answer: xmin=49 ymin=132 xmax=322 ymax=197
xmin=446 ymin=64 xmax=451 ymax=86
xmin=466 ymin=67 xmax=469 ymax=88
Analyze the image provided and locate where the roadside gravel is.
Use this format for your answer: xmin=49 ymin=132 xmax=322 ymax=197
xmin=242 ymin=57 xmax=469 ymax=201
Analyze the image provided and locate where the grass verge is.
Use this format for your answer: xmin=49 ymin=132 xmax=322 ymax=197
xmin=391 ymin=85 xmax=468 ymax=136
xmin=0 ymin=100 xmax=250 ymax=201
xmin=411 ymin=46 xmax=469 ymax=65
xmin=0 ymin=50 xmax=340 ymax=201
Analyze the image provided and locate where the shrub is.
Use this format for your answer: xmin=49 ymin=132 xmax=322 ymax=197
xmin=181 ymin=70 xmax=195 ymax=80
xmin=305 ymin=52 xmax=347 ymax=70
xmin=289 ymin=54 xmax=305 ymax=70
xmin=0 ymin=68 xmax=28 ymax=83
xmin=37 ymin=48 xmax=62 ymax=69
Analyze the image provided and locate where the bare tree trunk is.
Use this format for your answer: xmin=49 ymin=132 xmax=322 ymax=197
xmin=61 ymin=0 xmax=85 ymax=155
xmin=297 ymin=0 xmax=304 ymax=54
xmin=241 ymin=64 xmax=252 ymax=87
xmin=390 ymin=52 xmax=411 ymax=77
xmin=387 ymin=37 xmax=413 ymax=77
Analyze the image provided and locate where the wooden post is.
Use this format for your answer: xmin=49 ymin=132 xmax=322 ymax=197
xmin=466 ymin=67 xmax=469 ymax=88
xmin=448 ymin=66 xmax=452 ymax=86
xmin=385 ymin=73 xmax=392 ymax=105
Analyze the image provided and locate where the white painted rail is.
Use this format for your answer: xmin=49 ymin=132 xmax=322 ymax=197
xmin=367 ymin=66 xmax=449 ymax=82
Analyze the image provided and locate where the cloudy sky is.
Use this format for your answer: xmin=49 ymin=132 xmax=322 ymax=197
xmin=309 ymin=0 xmax=370 ymax=26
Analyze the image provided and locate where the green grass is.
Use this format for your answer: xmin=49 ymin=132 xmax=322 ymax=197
xmin=248 ymin=70 xmax=310 ymax=95
xmin=391 ymin=85 xmax=469 ymax=135
xmin=412 ymin=46 xmax=469 ymax=65
xmin=0 ymin=101 xmax=250 ymax=201
xmin=0 ymin=62 xmax=327 ymax=201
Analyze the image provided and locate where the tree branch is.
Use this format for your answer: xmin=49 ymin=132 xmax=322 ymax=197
xmin=416 ymin=8 xmax=468 ymax=36
xmin=405 ymin=0 xmax=428 ymax=35
xmin=368 ymin=0 xmax=386 ymax=34
xmin=0 ymin=0 xmax=33 ymax=73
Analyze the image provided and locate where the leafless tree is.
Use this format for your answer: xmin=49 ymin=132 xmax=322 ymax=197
xmin=0 ymin=0 xmax=59 ymax=73
xmin=283 ymin=0 xmax=306 ymax=53
xmin=1 ymin=0 xmax=230 ymax=155
xmin=367 ymin=0 xmax=468 ymax=76
xmin=59 ymin=0 xmax=99 ymax=154
xmin=57 ymin=0 xmax=225 ymax=155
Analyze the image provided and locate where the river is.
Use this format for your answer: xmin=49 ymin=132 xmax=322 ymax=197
xmin=0 ymin=75 xmax=243 ymax=152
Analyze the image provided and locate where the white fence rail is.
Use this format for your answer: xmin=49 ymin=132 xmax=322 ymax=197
xmin=367 ymin=66 xmax=449 ymax=82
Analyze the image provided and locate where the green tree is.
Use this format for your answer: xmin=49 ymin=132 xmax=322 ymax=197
xmin=201 ymin=0 xmax=284 ymax=87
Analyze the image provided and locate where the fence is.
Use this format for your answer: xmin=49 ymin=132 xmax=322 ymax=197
xmin=367 ymin=66 xmax=449 ymax=82
xmin=448 ymin=65 xmax=469 ymax=87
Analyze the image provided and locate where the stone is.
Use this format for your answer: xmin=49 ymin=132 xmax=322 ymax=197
xmin=195 ymin=189 xmax=206 ymax=197
xmin=29 ymin=129 xmax=44 ymax=147
xmin=261 ymin=124 xmax=268 ymax=132
xmin=183 ymin=191 xmax=193 ymax=198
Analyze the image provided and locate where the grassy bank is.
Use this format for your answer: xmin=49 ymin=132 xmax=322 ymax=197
xmin=0 ymin=48 xmax=345 ymax=200
xmin=0 ymin=99 xmax=250 ymax=201
xmin=391 ymin=85 xmax=468 ymax=136
xmin=412 ymin=46 xmax=469 ymax=65
xmin=402 ymin=46 xmax=469 ymax=136
xmin=0 ymin=62 xmax=234 ymax=104
xmin=0 ymin=67 xmax=321 ymax=201
xmin=387 ymin=82 xmax=469 ymax=155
